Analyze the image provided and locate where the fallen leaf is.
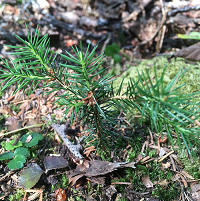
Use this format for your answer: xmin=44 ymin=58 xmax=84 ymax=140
xmin=142 ymin=175 xmax=153 ymax=188
xmin=170 ymin=42 xmax=200 ymax=61
xmin=25 ymin=135 xmax=32 ymax=143
xmin=26 ymin=119 xmax=41 ymax=132
xmin=5 ymin=117 xmax=22 ymax=131
xmin=68 ymin=160 xmax=136 ymax=186
xmin=55 ymin=188 xmax=66 ymax=201
xmin=162 ymin=162 xmax=171 ymax=169
xmin=156 ymin=179 xmax=170 ymax=187
xmin=159 ymin=135 xmax=168 ymax=143
xmin=44 ymin=156 xmax=69 ymax=173
xmin=18 ymin=163 xmax=44 ymax=189
xmin=0 ymin=108 xmax=8 ymax=114
xmin=191 ymin=183 xmax=200 ymax=200
xmin=68 ymin=174 xmax=85 ymax=186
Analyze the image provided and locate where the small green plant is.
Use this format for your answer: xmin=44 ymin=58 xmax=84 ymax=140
xmin=8 ymin=188 xmax=25 ymax=201
xmin=0 ymin=132 xmax=43 ymax=169
xmin=0 ymin=25 xmax=200 ymax=157
xmin=104 ymin=43 xmax=121 ymax=63
xmin=177 ymin=32 xmax=200 ymax=40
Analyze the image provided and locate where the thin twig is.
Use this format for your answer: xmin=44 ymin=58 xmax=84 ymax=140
xmin=0 ymin=124 xmax=43 ymax=137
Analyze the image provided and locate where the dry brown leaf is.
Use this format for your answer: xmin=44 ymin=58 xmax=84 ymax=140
xmin=25 ymin=135 xmax=32 ymax=143
xmin=162 ymin=162 xmax=171 ymax=169
xmin=156 ymin=179 xmax=170 ymax=187
xmin=68 ymin=160 xmax=136 ymax=186
xmin=26 ymin=119 xmax=41 ymax=132
xmin=0 ymin=108 xmax=8 ymax=114
xmin=191 ymin=183 xmax=200 ymax=201
xmin=171 ymin=42 xmax=200 ymax=61
xmin=142 ymin=175 xmax=153 ymax=188
xmin=55 ymin=188 xmax=66 ymax=201
xmin=181 ymin=170 xmax=194 ymax=180
xmin=159 ymin=135 xmax=168 ymax=143
xmin=68 ymin=174 xmax=85 ymax=186
xmin=5 ymin=117 xmax=22 ymax=131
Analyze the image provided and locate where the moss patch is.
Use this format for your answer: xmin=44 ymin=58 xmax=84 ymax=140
xmin=115 ymin=57 xmax=200 ymax=98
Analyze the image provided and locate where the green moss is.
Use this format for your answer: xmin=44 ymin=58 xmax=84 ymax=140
xmin=152 ymin=183 xmax=180 ymax=201
xmin=50 ymin=174 xmax=69 ymax=193
xmin=9 ymin=103 xmax=20 ymax=114
xmin=111 ymin=160 xmax=180 ymax=200
xmin=115 ymin=57 xmax=200 ymax=102
xmin=8 ymin=188 xmax=25 ymax=201
xmin=178 ymin=149 xmax=200 ymax=179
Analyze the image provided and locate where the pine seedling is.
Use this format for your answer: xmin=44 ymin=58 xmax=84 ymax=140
xmin=0 ymin=25 xmax=200 ymax=157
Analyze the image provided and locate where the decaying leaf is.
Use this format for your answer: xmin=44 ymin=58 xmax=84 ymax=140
xmin=26 ymin=119 xmax=42 ymax=132
xmin=55 ymin=188 xmax=66 ymax=201
xmin=156 ymin=179 xmax=170 ymax=187
xmin=0 ymin=108 xmax=8 ymax=114
xmin=170 ymin=42 xmax=200 ymax=61
xmin=68 ymin=174 xmax=85 ymax=186
xmin=159 ymin=135 xmax=168 ymax=143
xmin=162 ymin=162 xmax=171 ymax=169
xmin=68 ymin=160 xmax=136 ymax=185
xmin=5 ymin=117 xmax=22 ymax=131
xmin=142 ymin=175 xmax=153 ymax=188
xmin=25 ymin=135 xmax=32 ymax=143
xmin=18 ymin=163 xmax=44 ymax=189
xmin=44 ymin=155 xmax=69 ymax=173
xmin=191 ymin=183 xmax=200 ymax=201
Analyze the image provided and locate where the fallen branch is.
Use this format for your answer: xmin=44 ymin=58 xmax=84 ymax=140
xmin=47 ymin=114 xmax=84 ymax=163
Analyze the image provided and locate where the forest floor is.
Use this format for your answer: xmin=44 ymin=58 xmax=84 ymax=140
xmin=0 ymin=0 xmax=200 ymax=200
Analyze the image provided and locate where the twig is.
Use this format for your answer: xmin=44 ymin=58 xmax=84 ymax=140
xmin=167 ymin=5 xmax=200 ymax=17
xmin=127 ymin=190 xmax=150 ymax=197
xmin=111 ymin=182 xmax=132 ymax=185
xmin=158 ymin=150 xmax=174 ymax=162
xmin=101 ymin=33 xmax=111 ymax=53
xmin=156 ymin=0 xmax=166 ymax=52
xmin=0 ymin=124 xmax=43 ymax=137
xmin=147 ymin=127 xmax=154 ymax=145
xmin=0 ymin=170 xmax=15 ymax=182
xmin=24 ymin=186 xmax=45 ymax=201
xmin=47 ymin=114 xmax=84 ymax=163
xmin=169 ymin=155 xmax=176 ymax=171
xmin=191 ymin=116 xmax=200 ymax=127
